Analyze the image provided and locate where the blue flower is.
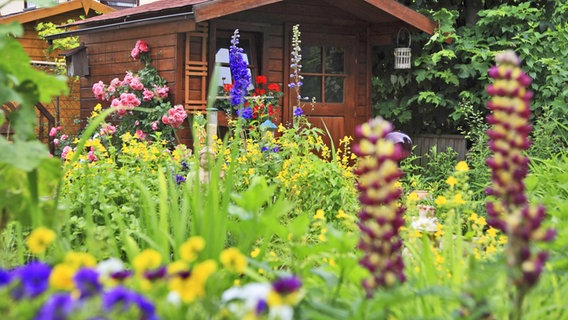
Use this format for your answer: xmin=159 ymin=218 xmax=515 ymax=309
xmin=102 ymin=286 xmax=134 ymax=312
xmin=293 ymin=107 xmax=303 ymax=117
xmin=73 ymin=268 xmax=102 ymax=299
xmin=175 ymin=174 xmax=186 ymax=184
xmin=0 ymin=268 xmax=12 ymax=288
xmin=102 ymin=286 xmax=159 ymax=320
xmin=236 ymin=107 xmax=253 ymax=120
xmin=132 ymin=292 xmax=158 ymax=320
xmin=35 ymin=292 xmax=75 ymax=320
xmin=272 ymin=275 xmax=302 ymax=294
xmin=255 ymin=299 xmax=268 ymax=315
xmin=261 ymin=146 xmax=270 ymax=152
xmin=229 ymin=29 xmax=251 ymax=107
xmin=13 ymin=261 xmax=51 ymax=299
xmin=143 ymin=265 xmax=167 ymax=281
xmin=272 ymin=146 xmax=280 ymax=152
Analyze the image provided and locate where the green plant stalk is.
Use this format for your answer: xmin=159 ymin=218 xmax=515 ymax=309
xmin=27 ymin=169 xmax=41 ymax=227
xmin=135 ymin=177 xmax=167 ymax=258
xmin=506 ymin=236 xmax=527 ymax=320
xmin=157 ymin=169 xmax=171 ymax=258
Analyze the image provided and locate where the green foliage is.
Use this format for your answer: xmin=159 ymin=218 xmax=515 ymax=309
xmin=36 ymin=19 xmax=81 ymax=75
xmin=0 ymin=21 xmax=68 ymax=230
xmin=373 ymin=1 xmax=568 ymax=148
xmin=36 ymin=20 xmax=81 ymax=54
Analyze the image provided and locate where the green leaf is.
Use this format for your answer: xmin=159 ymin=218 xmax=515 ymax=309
xmin=0 ymin=139 xmax=51 ymax=171
xmin=1 ymin=22 xmax=68 ymax=104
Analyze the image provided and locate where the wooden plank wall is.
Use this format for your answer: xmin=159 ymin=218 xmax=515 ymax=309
xmin=79 ymin=20 xmax=195 ymax=122
xmin=412 ymin=134 xmax=467 ymax=166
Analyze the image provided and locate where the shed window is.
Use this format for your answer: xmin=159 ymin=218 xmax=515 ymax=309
xmin=215 ymin=31 xmax=260 ymax=91
xmin=301 ymin=45 xmax=345 ymax=103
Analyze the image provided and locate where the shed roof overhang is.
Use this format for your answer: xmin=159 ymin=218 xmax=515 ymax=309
xmin=44 ymin=0 xmax=440 ymax=41
xmin=0 ymin=0 xmax=115 ymax=24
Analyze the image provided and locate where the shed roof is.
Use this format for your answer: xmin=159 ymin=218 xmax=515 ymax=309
xmin=63 ymin=0 xmax=437 ymax=35
xmin=0 ymin=0 xmax=115 ymax=24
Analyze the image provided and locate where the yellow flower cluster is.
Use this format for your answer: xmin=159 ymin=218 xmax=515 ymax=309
xmin=25 ymin=227 xmax=56 ymax=254
xmin=220 ymin=247 xmax=247 ymax=274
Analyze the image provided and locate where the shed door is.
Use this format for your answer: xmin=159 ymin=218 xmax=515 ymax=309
xmin=297 ymin=33 xmax=355 ymax=148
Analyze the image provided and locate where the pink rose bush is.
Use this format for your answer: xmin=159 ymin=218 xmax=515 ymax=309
xmin=161 ymin=105 xmax=188 ymax=128
xmin=90 ymin=40 xmax=187 ymax=149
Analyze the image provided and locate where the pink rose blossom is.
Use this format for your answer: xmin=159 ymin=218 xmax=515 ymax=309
xmin=53 ymin=138 xmax=60 ymax=147
xmin=131 ymin=47 xmax=140 ymax=60
xmin=99 ymin=123 xmax=116 ymax=136
xmin=61 ymin=134 xmax=68 ymax=141
xmin=117 ymin=109 xmax=127 ymax=117
xmin=120 ymin=93 xmax=141 ymax=107
xmin=61 ymin=146 xmax=72 ymax=160
xmin=143 ymin=88 xmax=155 ymax=101
xmin=110 ymin=78 xmax=121 ymax=87
xmin=161 ymin=114 xmax=169 ymax=125
xmin=87 ymin=148 xmax=97 ymax=162
xmin=131 ymin=40 xmax=149 ymax=60
xmin=111 ymin=98 xmax=121 ymax=108
xmin=130 ymin=77 xmax=144 ymax=91
xmin=49 ymin=127 xmax=58 ymax=137
xmin=161 ymin=104 xmax=187 ymax=128
xmin=135 ymin=129 xmax=147 ymax=140
xmin=107 ymin=85 xmax=116 ymax=95
xmin=135 ymin=120 xmax=140 ymax=126
xmin=92 ymin=81 xmax=105 ymax=100
xmin=122 ymin=72 xmax=134 ymax=86
xmin=151 ymin=121 xmax=158 ymax=131
xmin=155 ymin=86 xmax=169 ymax=99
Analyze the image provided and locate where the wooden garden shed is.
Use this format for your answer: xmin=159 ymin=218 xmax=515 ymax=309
xmin=46 ymin=0 xmax=437 ymax=146
xmin=0 ymin=0 xmax=115 ymax=139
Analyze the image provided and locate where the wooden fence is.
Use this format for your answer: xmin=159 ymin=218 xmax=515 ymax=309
xmin=411 ymin=134 xmax=467 ymax=167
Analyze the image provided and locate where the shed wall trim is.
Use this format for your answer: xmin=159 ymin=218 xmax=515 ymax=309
xmin=364 ymin=0 xmax=437 ymax=35
xmin=193 ymin=0 xmax=283 ymax=22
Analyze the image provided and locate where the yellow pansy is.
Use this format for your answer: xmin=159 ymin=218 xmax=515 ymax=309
xmin=64 ymin=251 xmax=97 ymax=269
xmin=49 ymin=264 xmax=75 ymax=290
xmin=133 ymin=249 xmax=162 ymax=273
xmin=220 ymin=247 xmax=247 ymax=273
xmin=180 ymin=236 xmax=206 ymax=262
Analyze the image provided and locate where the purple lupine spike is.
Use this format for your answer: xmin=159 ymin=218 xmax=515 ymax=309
xmin=354 ymin=117 xmax=406 ymax=297
xmin=485 ymin=51 xmax=555 ymax=316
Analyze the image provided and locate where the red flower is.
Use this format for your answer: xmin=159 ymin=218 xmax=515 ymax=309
xmin=268 ymin=104 xmax=275 ymax=116
xmin=268 ymin=83 xmax=280 ymax=92
xmin=254 ymin=89 xmax=266 ymax=96
xmin=131 ymin=40 xmax=150 ymax=60
xmin=137 ymin=40 xmax=149 ymax=53
xmin=256 ymin=75 xmax=267 ymax=85
xmin=223 ymin=83 xmax=233 ymax=92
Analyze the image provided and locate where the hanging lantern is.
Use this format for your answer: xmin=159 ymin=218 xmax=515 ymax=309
xmin=394 ymin=28 xmax=412 ymax=69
